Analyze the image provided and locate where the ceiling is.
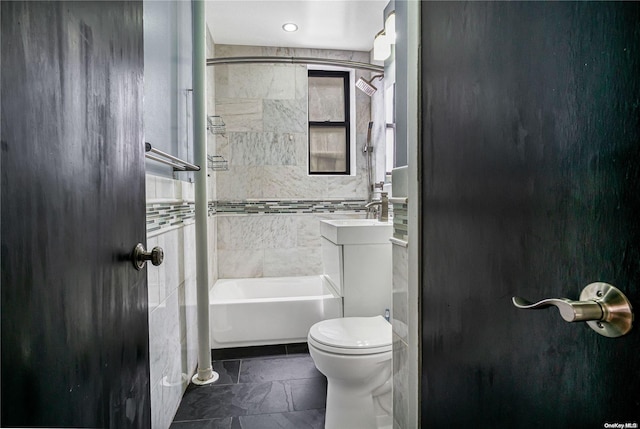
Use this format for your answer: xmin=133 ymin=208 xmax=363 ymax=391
xmin=205 ymin=0 xmax=388 ymax=52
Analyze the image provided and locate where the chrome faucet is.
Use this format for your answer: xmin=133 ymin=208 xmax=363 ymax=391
xmin=365 ymin=192 xmax=389 ymax=222
xmin=365 ymin=200 xmax=380 ymax=219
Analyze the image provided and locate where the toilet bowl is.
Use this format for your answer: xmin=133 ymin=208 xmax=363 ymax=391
xmin=308 ymin=316 xmax=392 ymax=429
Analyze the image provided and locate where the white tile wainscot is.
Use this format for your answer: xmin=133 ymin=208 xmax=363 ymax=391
xmin=146 ymin=174 xmax=199 ymax=429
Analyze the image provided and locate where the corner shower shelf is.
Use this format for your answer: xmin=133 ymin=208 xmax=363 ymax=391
xmin=207 ymin=115 xmax=226 ymax=135
xmin=207 ymin=155 xmax=228 ymax=171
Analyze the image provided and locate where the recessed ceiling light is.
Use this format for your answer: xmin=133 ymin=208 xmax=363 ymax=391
xmin=282 ymin=23 xmax=298 ymax=32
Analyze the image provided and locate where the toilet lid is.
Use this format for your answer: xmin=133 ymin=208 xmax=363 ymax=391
xmin=308 ymin=316 xmax=392 ymax=355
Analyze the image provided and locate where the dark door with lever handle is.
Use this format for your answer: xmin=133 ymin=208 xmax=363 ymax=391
xmin=420 ymin=1 xmax=640 ymax=427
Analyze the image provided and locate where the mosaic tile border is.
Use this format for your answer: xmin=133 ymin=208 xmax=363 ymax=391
xmin=393 ymin=202 xmax=408 ymax=241
xmin=146 ymin=202 xmax=196 ymax=235
xmin=214 ymin=199 xmax=368 ymax=215
xmin=148 ymin=199 xmax=368 ymax=235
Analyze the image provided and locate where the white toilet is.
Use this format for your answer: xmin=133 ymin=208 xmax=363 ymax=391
xmin=308 ymin=316 xmax=392 ymax=429
xmin=309 ymin=219 xmax=393 ymax=429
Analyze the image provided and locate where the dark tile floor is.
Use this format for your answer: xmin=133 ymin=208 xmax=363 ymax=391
xmin=170 ymin=343 xmax=327 ymax=429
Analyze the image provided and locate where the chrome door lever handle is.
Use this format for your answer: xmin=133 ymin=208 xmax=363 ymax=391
xmin=511 ymin=297 xmax=603 ymax=322
xmin=132 ymin=243 xmax=164 ymax=270
xmin=512 ymin=282 xmax=633 ymax=338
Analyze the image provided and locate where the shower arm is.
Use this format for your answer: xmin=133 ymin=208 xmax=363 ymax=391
xmin=206 ymin=56 xmax=384 ymax=73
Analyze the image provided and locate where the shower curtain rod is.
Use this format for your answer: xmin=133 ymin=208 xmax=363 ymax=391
xmin=206 ymin=56 xmax=384 ymax=73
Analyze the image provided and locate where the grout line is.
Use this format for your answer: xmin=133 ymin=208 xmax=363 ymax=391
xmin=237 ymin=359 xmax=243 ymax=384
xmin=172 ymin=417 xmax=231 ymax=423
xmin=232 ymin=409 xmax=327 ymax=419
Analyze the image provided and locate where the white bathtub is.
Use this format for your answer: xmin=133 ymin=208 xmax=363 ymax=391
xmin=209 ymin=275 xmax=343 ymax=348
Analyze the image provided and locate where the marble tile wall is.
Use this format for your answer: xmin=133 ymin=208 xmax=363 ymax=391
xmin=146 ymin=174 xmax=199 ymax=429
xmin=216 ymin=212 xmax=364 ymax=278
xmin=210 ymin=44 xmax=375 ymax=279
xmin=212 ymin=44 xmax=372 ymax=202
xmin=391 ymin=242 xmax=409 ymax=429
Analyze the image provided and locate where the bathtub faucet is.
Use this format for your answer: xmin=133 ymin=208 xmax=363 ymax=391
xmin=365 ymin=192 xmax=389 ymax=222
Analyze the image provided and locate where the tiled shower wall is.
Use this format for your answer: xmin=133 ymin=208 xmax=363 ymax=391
xmin=209 ymin=44 xmax=377 ymax=277
xmin=216 ymin=211 xmax=365 ymax=279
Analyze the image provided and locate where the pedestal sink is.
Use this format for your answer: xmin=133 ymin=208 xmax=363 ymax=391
xmin=320 ymin=219 xmax=392 ymax=245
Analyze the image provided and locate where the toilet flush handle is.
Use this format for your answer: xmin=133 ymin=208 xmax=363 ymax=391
xmin=512 ymin=282 xmax=633 ymax=338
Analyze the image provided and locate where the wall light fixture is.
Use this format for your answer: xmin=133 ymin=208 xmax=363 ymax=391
xmin=373 ymin=11 xmax=396 ymax=61
xmin=385 ymin=12 xmax=396 ymax=43
xmin=373 ymin=30 xmax=391 ymax=61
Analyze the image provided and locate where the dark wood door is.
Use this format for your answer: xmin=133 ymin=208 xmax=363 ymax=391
xmin=1 ymin=1 xmax=150 ymax=427
xmin=421 ymin=2 xmax=640 ymax=427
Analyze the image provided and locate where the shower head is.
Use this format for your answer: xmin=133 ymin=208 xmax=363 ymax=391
xmin=356 ymin=78 xmax=377 ymax=96
xmin=356 ymin=74 xmax=384 ymax=96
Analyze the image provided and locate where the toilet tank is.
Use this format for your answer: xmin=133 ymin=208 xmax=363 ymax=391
xmin=320 ymin=219 xmax=392 ymax=317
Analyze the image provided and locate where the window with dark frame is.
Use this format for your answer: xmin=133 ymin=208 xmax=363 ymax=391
xmin=308 ymin=70 xmax=350 ymax=175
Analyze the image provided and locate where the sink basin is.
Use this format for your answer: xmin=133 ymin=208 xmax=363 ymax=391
xmin=320 ymin=219 xmax=393 ymax=245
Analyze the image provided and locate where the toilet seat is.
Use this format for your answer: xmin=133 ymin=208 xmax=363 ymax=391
xmin=308 ymin=316 xmax=392 ymax=355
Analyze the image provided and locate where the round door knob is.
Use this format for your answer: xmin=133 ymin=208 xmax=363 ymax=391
xmin=132 ymin=243 xmax=164 ymax=270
